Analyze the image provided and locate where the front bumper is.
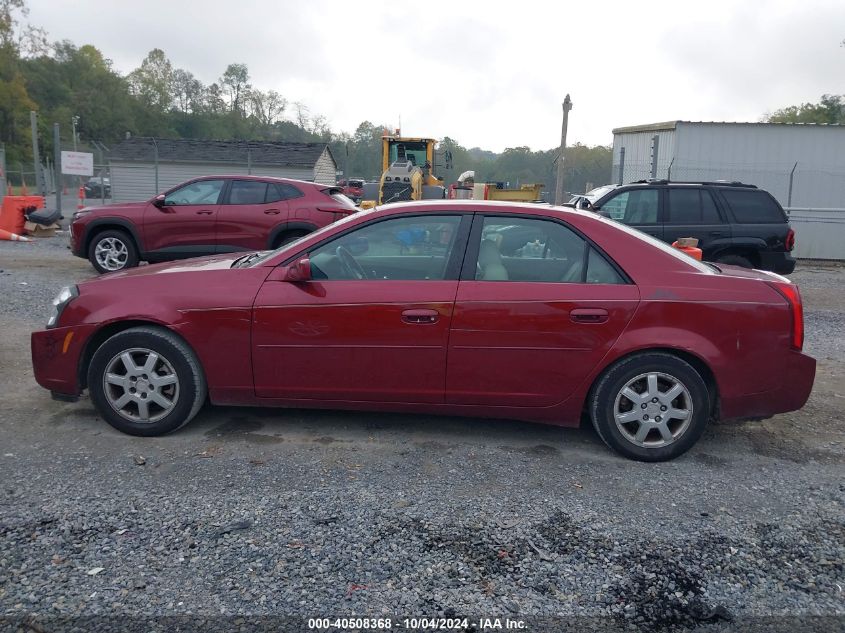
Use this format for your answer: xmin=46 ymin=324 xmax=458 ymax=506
xmin=31 ymin=324 xmax=97 ymax=398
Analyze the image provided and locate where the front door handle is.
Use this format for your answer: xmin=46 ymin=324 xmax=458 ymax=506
xmin=402 ymin=309 xmax=439 ymax=324
xmin=264 ymin=209 xmax=281 ymax=215
xmin=570 ymin=308 xmax=609 ymax=324
xmin=195 ymin=210 xmax=214 ymax=215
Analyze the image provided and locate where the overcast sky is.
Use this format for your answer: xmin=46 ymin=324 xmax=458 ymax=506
xmin=27 ymin=0 xmax=845 ymax=152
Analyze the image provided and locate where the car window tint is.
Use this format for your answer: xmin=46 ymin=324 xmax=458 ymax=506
xmin=668 ymin=189 xmax=722 ymax=224
xmin=164 ymin=179 xmax=225 ymax=206
xmin=722 ymin=190 xmax=785 ymax=223
xmin=228 ymin=180 xmax=268 ymax=205
xmin=476 ymin=217 xmax=587 ymax=283
xmin=602 ymin=189 xmax=659 ymax=224
xmin=278 ymin=183 xmax=304 ymax=200
xmin=309 ymin=215 xmax=462 ymax=281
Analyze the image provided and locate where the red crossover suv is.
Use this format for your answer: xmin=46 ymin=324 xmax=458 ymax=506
xmin=70 ymin=175 xmax=357 ymax=273
xmin=34 ymin=201 xmax=816 ymax=461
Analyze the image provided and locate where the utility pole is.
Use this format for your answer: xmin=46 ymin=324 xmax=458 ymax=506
xmin=72 ymin=115 xmax=79 ymax=151
xmin=554 ymin=95 xmax=573 ymax=205
xmin=53 ymin=123 xmax=62 ymax=215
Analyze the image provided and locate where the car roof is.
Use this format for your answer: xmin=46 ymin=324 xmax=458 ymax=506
xmin=189 ymin=174 xmax=326 ymax=187
xmin=370 ymin=199 xmax=595 ymax=218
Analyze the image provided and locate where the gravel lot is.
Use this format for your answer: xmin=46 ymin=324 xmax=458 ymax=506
xmin=1 ymin=237 xmax=843 ymax=632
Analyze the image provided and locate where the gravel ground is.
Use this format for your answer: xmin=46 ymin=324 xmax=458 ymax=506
xmin=0 ymin=237 xmax=843 ymax=632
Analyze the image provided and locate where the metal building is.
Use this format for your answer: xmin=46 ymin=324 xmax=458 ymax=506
xmin=109 ymin=138 xmax=337 ymax=202
xmin=611 ymin=121 xmax=845 ymax=260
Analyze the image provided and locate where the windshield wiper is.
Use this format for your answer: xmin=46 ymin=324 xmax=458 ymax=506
xmin=230 ymin=252 xmax=262 ymax=268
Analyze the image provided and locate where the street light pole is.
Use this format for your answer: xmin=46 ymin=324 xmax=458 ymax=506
xmin=71 ymin=116 xmax=79 ymax=151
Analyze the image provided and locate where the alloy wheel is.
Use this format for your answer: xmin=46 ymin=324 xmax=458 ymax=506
xmin=94 ymin=237 xmax=129 ymax=271
xmin=102 ymin=348 xmax=180 ymax=423
xmin=613 ymin=372 xmax=693 ymax=448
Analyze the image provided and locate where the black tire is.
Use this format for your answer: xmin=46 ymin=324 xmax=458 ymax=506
xmin=88 ymin=229 xmax=139 ymax=274
xmin=87 ymin=326 xmax=207 ymax=436
xmin=273 ymin=230 xmax=309 ymax=249
xmin=716 ymin=253 xmax=753 ymax=269
xmin=589 ymin=352 xmax=710 ymax=462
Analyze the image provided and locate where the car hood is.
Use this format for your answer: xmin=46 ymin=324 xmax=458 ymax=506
xmin=86 ymin=253 xmax=245 ymax=284
xmin=78 ymin=201 xmax=147 ymax=214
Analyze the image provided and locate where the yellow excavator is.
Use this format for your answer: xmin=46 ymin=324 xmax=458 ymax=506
xmin=360 ymin=134 xmax=448 ymax=209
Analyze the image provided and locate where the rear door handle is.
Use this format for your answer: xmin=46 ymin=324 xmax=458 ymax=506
xmin=264 ymin=209 xmax=281 ymax=215
xmin=402 ymin=309 xmax=439 ymax=324
xmin=710 ymin=231 xmax=723 ymax=236
xmin=195 ymin=210 xmax=214 ymax=215
xmin=570 ymin=308 xmax=609 ymax=324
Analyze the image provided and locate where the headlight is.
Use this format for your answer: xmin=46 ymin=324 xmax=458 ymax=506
xmin=72 ymin=209 xmax=92 ymax=220
xmin=46 ymin=285 xmax=79 ymax=328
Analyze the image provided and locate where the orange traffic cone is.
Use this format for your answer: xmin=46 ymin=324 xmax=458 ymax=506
xmin=0 ymin=228 xmax=32 ymax=242
xmin=77 ymin=186 xmax=85 ymax=209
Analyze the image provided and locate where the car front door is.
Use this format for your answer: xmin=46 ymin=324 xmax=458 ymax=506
xmin=662 ymin=187 xmax=730 ymax=255
xmin=446 ymin=214 xmax=640 ymax=407
xmin=251 ymin=213 xmax=470 ymax=402
xmin=143 ymin=179 xmax=225 ymax=256
xmin=597 ymin=187 xmax=663 ymax=240
xmin=216 ymin=180 xmax=293 ymax=252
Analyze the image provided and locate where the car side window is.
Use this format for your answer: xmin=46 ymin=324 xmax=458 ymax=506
xmin=164 ymin=179 xmax=225 ymax=206
xmin=228 ymin=180 xmax=268 ymax=205
xmin=601 ymin=189 xmax=659 ymax=224
xmin=309 ymin=215 xmax=462 ymax=281
xmin=267 ymin=183 xmax=303 ymax=202
xmin=668 ymin=189 xmax=722 ymax=224
xmin=474 ymin=217 xmax=622 ymax=284
xmin=721 ymin=189 xmax=786 ymax=223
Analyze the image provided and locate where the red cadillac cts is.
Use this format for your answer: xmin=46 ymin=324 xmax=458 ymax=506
xmin=31 ymin=201 xmax=816 ymax=461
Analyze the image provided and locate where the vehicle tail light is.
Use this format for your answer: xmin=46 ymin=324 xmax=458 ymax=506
xmin=768 ymin=281 xmax=803 ymax=350
xmin=785 ymin=228 xmax=795 ymax=251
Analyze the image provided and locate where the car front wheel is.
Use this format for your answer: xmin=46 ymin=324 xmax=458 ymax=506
xmin=88 ymin=230 xmax=139 ymax=273
xmin=589 ymin=352 xmax=710 ymax=461
xmin=87 ymin=327 xmax=207 ymax=436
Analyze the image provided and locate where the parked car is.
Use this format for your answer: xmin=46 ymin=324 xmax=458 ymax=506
xmin=70 ymin=176 xmax=358 ymax=273
xmin=338 ymin=178 xmax=365 ymax=203
xmin=34 ymin=200 xmax=815 ymax=461
xmin=84 ymin=177 xmax=111 ymax=198
xmin=568 ymin=180 xmax=796 ymax=274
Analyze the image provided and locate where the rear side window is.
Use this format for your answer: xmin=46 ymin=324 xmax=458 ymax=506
xmin=268 ymin=183 xmax=304 ymax=202
xmin=600 ymin=189 xmax=659 ymax=224
xmin=721 ymin=190 xmax=785 ymax=223
xmin=667 ymin=189 xmax=721 ymax=224
xmin=228 ymin=180 xmax=268 ymax=205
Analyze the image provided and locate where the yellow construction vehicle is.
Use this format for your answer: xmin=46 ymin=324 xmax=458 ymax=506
xmin=448 ymin=170 xmax=544 ymax=202
xmin=360 ymin=134 xmax=448 ymax=209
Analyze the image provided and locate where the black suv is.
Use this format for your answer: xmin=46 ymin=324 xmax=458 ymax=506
xmin=570 ymin=180 xmax=796 ymax=274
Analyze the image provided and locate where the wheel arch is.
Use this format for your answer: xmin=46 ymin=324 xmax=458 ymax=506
xmin=83 ymin=218 xmax=143 ymax=255
xmin=266 ymin=222 xmax=318 ymax=249
xmin=584 ymin=346 xmax=720 ymax=420
xmin=78 ymin=319 xmax=201 ymax=390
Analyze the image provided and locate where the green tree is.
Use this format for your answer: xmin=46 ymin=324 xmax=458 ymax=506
xmin=128 ymin=48 xmax=174 ymax=111
xmin=220 ymin=63 xmax=250 ymax=114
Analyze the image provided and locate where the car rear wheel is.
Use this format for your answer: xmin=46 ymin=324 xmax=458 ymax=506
xmin=716 ymin=253 xmax=753 ymax=269
xmin=88 ymin=229 xmax=139 ymax=274
xmin=589 ymin=352 xmax=710 ymax=461
xmin=87 ymin=327 xmax=206 ymax=436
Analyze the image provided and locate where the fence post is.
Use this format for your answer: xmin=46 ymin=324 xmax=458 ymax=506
xmin=151 ymin=138 xmax=159 ymax=195
xmin=667 ymin=157 xmax=674 ymax=181
xmin=31 ymin=111 xmax=46 ymax=196
xmin=247 ymin=146 xmax=252 ymax=175
xmin=618 ymin=147 xmax=625 ymax=185
xmin=787 ymin=161 xmax=798 ymax=207
xmin=0 ymin=145 xmax=7 ymax=195
xmin=53 ymin=123 xmax=62 ymax=215
xmin=649 ymin=135 xmax=660 ymax=179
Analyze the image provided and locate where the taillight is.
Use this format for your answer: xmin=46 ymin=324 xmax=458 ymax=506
xmin=785 ymin=228 xmax=795 ymax=252
xmin=768 ymin=281 xmax=803 ymax=350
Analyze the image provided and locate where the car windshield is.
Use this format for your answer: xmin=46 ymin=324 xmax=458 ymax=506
xmin=243 ymin=205 xmax=379 ymax=267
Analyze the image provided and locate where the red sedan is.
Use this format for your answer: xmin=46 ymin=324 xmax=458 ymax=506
xmin=32 ymin=201 xmax=816 ymax=461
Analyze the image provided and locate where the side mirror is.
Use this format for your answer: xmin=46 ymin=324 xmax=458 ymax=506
xmin=284 ymin=257 xmax=312 ymax=282
xmin=152 ymin=194 xmax=166 ymax=208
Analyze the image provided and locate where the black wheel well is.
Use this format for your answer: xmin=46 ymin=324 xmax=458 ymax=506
xmin=713 ymin=248 xmax=759 ymax=267
xmin=78 ymin=321 xmax=191 ymax=389
xmin=271 ymin=228 xmax=309 ymax=249
xmin=587 ymin=347 xmax=720 ymax=419
xmin=85 ymin=224 xmax=138 ymax=255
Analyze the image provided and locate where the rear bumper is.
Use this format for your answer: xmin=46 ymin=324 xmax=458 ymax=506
xmin=31 ymin=324 xmax=97 ymax=397
xmin=758 ymin=251 xmax=796 ymax=275
xmin=721 ymin=350 xmax=815 ymax=420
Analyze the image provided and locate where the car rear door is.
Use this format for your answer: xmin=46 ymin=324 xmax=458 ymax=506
xmin=662 ymin=187 xmax=731 ymax=255
xmin=143 ymin=179 xmax=224 ymax=256
xmin=251 ymin=213 xmax=471 ymax=403
xmin=446 ymin=214 xmax=640 ymax=407
xmin=216 ymin=180 xmax=291 ymax=252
